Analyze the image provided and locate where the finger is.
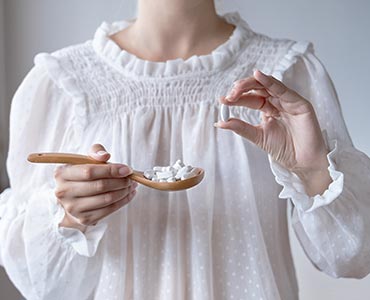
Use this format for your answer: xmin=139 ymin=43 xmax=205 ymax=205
xmin=89 ymin=143 xmax=111 ymax=162
xmin=75 ymin=184 xmax=137 ymax=212
xmin=242 ymin=89 xmax=271 ymax=98
xmin=78 ymin=190 xmax=137 ymax=226
xmin=215 ymin=118 xmax=262 ymax=145
xmin=225 ymin=77 xmax=265 ymax=102
xmin=59 ymin=163 xmax=133 ymax=181
xmin=57 ymin=178 xmax=134 ymax=198
xmin=253 ymin=70 xmax=299 ymax=102
xmin=220 ymin=94 xmax=264 ymax=108
xmin=219 ymin=94 xmax=279 ymax=117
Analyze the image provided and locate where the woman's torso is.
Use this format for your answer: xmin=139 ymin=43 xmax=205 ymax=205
xmin=36 ymin=12 xmax=301 ymax=299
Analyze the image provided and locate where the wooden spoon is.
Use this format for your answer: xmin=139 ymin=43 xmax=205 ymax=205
xmin=27 ymin=153 xmax=205 ymax=191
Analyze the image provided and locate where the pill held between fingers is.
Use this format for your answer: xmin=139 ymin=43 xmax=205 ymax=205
xmin=220 ymin=104 xmax=230 ymax=122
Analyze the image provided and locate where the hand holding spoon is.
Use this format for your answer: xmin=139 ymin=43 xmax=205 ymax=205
xmin=27 ymin=153 xmax=205 ymax=191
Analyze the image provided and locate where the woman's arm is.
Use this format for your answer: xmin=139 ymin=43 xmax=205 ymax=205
xmin=0 ymin=64 xmax=107 ymax=298
xmin=216 ymin=45 xmax=370 ymax=278
xmin=280 ymin=50 xmax=370 ymax=278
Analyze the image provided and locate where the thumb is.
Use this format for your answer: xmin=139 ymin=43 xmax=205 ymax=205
xmin=215 ymin=118 xmax=262 ymax=146
xmin=88 ymin=144 xmax=111 ymax=162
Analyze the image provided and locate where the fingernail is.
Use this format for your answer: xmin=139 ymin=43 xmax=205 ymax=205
xmin=97 ymin=151 xmax=108 ymax=156
xmin=119 ymin=166 xmax=133 ymax=176
xmin=132 ymin=182 xmax=138 ymax=188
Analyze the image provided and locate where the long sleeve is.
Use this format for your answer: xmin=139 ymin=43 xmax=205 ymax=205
xmin=269 ymin=43 xmax=370 ymax=279
xmin=0 ymin=61 xmax=107 ymax=299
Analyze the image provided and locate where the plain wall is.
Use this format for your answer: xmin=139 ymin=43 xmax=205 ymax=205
xmin=1 ymin=0 xmax=369 ymax=299
xmin=0 ymin=0 xmax=22 ymax=299
xmin=0 ymin=0 xmax=8 ymax=188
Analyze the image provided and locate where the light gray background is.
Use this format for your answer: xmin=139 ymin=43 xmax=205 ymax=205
xmin=0 ymin=0 xmax=369 ymax=299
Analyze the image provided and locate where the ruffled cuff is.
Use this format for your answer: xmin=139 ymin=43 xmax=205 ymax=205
xmin=49 ymin=196 xmax=107 ymax=258
xmin=269 ymin=139 xmax=344 ymax=213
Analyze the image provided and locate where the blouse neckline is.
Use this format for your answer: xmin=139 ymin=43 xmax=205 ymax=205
xmin=92 ymin=12 xmax=252 ymax=77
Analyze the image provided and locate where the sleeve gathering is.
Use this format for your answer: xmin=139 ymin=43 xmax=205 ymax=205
xmin=268 ymin=42 xmax=370 ymax=278
xmin=0 ymin=56 xmax=107 ymax=299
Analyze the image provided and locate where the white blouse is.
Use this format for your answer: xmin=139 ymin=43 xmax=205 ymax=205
xmin=1 ymin=12 xmax=370 ymax=300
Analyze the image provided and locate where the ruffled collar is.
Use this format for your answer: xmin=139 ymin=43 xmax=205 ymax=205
xmin=92 ymin=12 xmax=252 ymax=78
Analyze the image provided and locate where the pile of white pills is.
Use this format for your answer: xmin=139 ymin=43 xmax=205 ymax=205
xmin=144 ymin=160 xmax=198 ymax=182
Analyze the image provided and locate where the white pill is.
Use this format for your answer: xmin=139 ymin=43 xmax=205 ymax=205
xmin=159 ymin=179 xmax=167 ymax=182
xmin=175 ymin=165 xmax=193 ymax=180
xmin=164 ymin=166 xmax=176 ymax=174
xmin=220 ymin=104 xmax=230 ymax=122
xmin=181 ymin=168 xmax=199 ymax=179
xmin=167 ymin=177 xmax=176 ymax=182
xmin=144 ymin=170 xmax=156 ymax=180
xmin=173 ymin=160 xmax=185 ymax=170
xmin=152 ymin=176 xmax=160 ymax=182
xmin=153 ymin=166 xmax=166 ymax=172
xmin=156 ymin=171 xmax=174 ymax=179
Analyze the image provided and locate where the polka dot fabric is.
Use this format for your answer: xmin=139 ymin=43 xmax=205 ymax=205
xmin=1 ymin=12 xmax=370 ymax=300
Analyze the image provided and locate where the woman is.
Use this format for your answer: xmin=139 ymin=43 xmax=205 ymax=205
xmin=1 ymin=0 xmax=370 ymax=299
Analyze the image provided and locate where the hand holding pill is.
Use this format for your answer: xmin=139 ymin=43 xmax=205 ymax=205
xmin=215 ymin=70 xmax=332 ymax=196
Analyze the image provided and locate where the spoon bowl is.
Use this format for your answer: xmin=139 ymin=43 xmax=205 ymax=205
xmin=27 ymin=153 xmax=205 ymax=191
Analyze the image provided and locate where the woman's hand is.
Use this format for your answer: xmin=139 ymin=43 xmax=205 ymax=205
xmin=215 ymin=70 xmax=332 ymax=196
xmin=55 ymin=144 xmax=137 ymax=232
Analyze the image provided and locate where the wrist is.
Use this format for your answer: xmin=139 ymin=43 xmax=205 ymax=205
xmin=59 ymin=213 xmax=88 ymax=233
xmin=294 ymin=159 xmax=332 ymax=197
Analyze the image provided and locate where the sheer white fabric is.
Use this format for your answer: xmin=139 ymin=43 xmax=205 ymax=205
xmin=0 ymin=12 xmax=369 ymax=300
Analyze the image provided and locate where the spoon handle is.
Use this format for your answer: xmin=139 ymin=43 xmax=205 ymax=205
xmin=27 ymin=153 xmax=107 ymax=165
xmin=27 ymin=152 xmax=144 ymax=181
